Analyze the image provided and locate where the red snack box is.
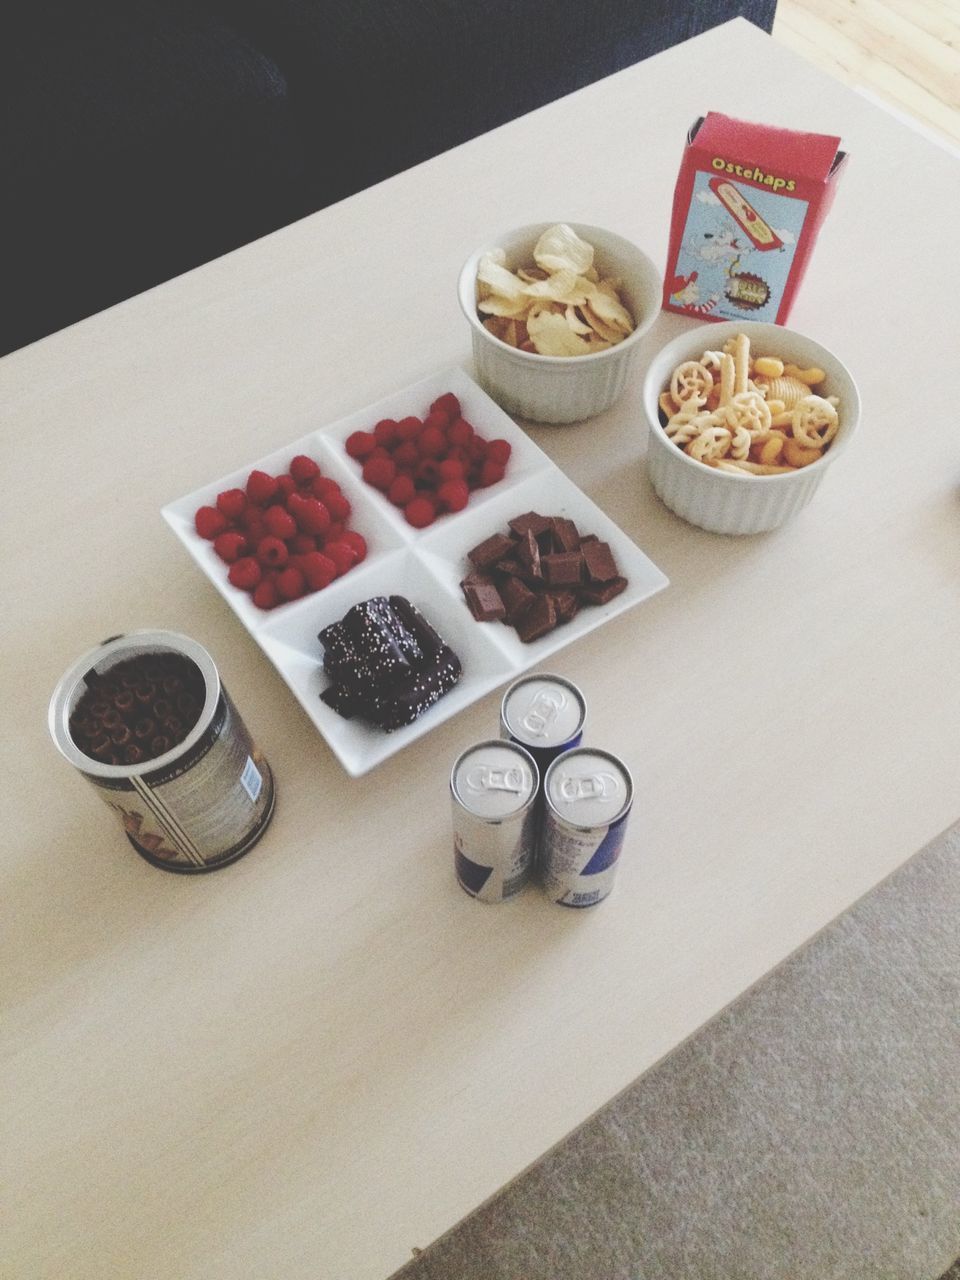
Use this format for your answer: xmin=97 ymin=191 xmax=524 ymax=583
xmin=663 ymin=113 xmax=847 ymax=325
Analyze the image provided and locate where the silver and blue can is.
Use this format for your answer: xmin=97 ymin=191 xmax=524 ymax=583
xmin=540 ymin=747 xmax=633 ymax=907
xmin=499 ymin=674 xmax=586 ymax=788
xmin=450 ymin=739 xmax=539 ymax=903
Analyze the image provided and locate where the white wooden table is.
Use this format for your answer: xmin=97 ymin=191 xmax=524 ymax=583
xmin=4 ymin=19 xmax=960 ymax=1280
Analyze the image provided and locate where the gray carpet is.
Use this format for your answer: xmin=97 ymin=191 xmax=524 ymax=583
xmin=393 ymin=824 xmax=960 ymax=1280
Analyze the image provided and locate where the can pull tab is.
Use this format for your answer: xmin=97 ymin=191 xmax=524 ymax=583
xmin=466 ymin=764 xmax=526 ymax=795
xmin=560 ymin=771 xmax=620 ymax=803
xmin=520 ymin=689 xmax=566 ymax=738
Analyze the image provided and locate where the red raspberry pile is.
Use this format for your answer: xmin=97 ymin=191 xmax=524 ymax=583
xmin=344 ymin=392 xmax=512 ymax=529
xmin=193 ymin=454 xmax=367 ymax=610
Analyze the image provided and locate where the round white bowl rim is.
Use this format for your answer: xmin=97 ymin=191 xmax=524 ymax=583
xmin=643 ymin=320 xmax=861 ymax=483
xmin=458 ymin=221 xmax=661 ymax=367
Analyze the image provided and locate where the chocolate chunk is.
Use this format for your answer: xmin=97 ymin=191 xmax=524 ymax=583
xmin=468 ymin=532 xmax=516 ymax=570
xmin=461 ymin=577 xmax=506 ymax=622
xmin=517 ymin=528 xmax=543 ymax=580
xmin=495 ymin=558 xmax=526 ymax=579
xmin=580 ymin=576 xmax=628 ymax=605
xmin=508 ymin=511 xmax=552 ymax=539
xmin=550 ymin=516 xmax=581 ymax=552
xmin=581 ymin=539 xmax=619 ymax=583
xmin=500 ymin=575 xmax=537 ymax=620
xmin=550 ymin=589 xmax=581 ymax=623
xmin=542 ymin=551 xmax=583 ymax=586
xmin=514 ymin=594 xmax=557 ymax=643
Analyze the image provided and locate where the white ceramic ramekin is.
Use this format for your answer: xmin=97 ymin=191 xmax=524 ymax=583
xmin=458 ymin=223 xmax=662 ymax=424
xmin=642 ymin=320 xmax=860 ymax=535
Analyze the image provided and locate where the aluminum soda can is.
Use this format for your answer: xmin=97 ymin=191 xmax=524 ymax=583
xmin=499 ymin=673 xmax=586 ymax=787
xmin=450 ymin=739 xmax=539 ymax=903
xmin=540 ymin=748 xmax=633 ymax=907
xmin=48 ymin=630 xmax=276 ymax=873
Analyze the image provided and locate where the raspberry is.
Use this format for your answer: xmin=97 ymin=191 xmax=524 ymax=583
xmin=246 ymin=470 xmax=278 ymax=505
xmin=322 ymin=488 xmax=351 ymax=522
xmin=276 ymin=474 xmax=296 ymax=501
xmin=430 ymin=392 xmax=461 ymax=421
xmin=468 ymin=435 xmax=488 ymax=461
xmin=256 ymin=536 xmax=288 ymax=568
xmin=437 ymin=479 xmax=470 ymax=512
xmin=417 ymin=425 xmax=446 ymax=458
xmin=373 ymin=418 xmax=399 ymax=447
xmin=324 ymin=541 xmax=358 ymax=576
xmin=392 ymin=441 xmax=418 ymax=468
xmin=478 ymin=459 xmax=506 ymax=488
xmin=263 ymin=504 xmax=297 ymax=540
xmin=228 ymin=557 xmax=262 ymax=591
xmin=216 ymin=488 xmax=247 ymax=520
xmin=324 ymin=522 xmax=345 ymax=543
xmin=421 ymin=409 xmax=448 ymax=434
xmin=300 ymin=550 xmax=337 ymax=591
xmin=339 ymin=530 xmax=368 ymax=563
xmin=447 ymin=417 xmax=474 ymax=446
xmin=362 ymin=455 xmax=396 ymax=491
xmin=289 ymin=533 xmax=317 ymax=555
xmin=240 ymin=507 xmax=265 ymax=542
xmin=487 ymin=439 xmax=512 ymax=466
xmin=276 ymin=566 xmax=306 ymax=600
xmin=195 ymin=506 xmax=228 ymax=540
xmin=345 ymin=430 xmax=377 ymax=460
xmin=252 ymin=577 xmax=280 ymax=610
xmin=311 ymin=475 xmax=343 ymax=502
xmin=438 ymin=457 xmax=465 ymax=481
xmin=396 ymin=416 xmax=422 ymax=441
xmin=387 ymin=474 xmax=416 ymax=506
xmin=213 ymin=531 xmax=248 ymax=563
xmin=416 ymin=459 xmax=442 ymax=488
xmin=404 ymin=496 xmax=437 ymax=528
xmin=290 ymin=454 xmax=320 ymax=484
xmin=288 ymin=493 xmax=331 ymax=536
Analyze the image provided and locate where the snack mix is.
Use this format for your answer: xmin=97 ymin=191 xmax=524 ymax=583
xmin=659 ymin=332 xmax=841 ymax=474
xmin=476 ymin=224 xmax=635 ymax=357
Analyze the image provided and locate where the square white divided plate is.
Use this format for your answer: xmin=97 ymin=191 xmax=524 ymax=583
xmin=162 ymin=368 xmax=668 ymax=775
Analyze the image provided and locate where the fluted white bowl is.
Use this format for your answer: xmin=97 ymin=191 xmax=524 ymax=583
xmin=458 ymin=222 xmax=662 ymax=424
xmin=642 ymin=320 xmax=860 ymax=535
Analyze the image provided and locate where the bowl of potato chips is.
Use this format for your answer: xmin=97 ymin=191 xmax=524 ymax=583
xmin=642 ymin=320 xmax=860 ymax=535
xmin=458 ymin=222 xmax=661 ymax=424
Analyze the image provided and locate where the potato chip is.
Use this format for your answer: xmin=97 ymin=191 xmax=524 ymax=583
xmin=527 ymin=308 xmax=595 ymax=357
xmin=533 ymin=223 xmax=594 ymax=275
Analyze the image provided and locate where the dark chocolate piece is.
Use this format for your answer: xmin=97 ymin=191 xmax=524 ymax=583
xmin=500 ymin=575 xmax=537 ymax=620
xmin=581 ymin=539 xmax=619 ymax=583
xmin=517 ymin=528 xmax=543 ymax=580
xmin=468 ymin=532 xmax=516 ymax=570
xmin=514 ymin=594 xmax=557 ymax=643
xmin=461 ymin=577 xmax=506 ymax=622
xmin=508 ymin=511 xmax=552 ymax=539
xmin=579 ymin=576 xmax=628 ymax=605
xmin=542 ymin=551 xmax=583 ymax=586
xmin=550 ymin=516 xmax=581 ymax=552
xmin=550 ymin=590 xmax=581 ymax=624
xmin=495 ymin=558 xmax=526 ymax=579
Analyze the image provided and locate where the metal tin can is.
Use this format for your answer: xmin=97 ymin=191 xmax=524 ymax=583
xmin=450 ymin=739 xmax=539 ymax=903
xmin=540 ymin=748 xmax=633 ymax=907
xmin=48 ymin=630 xmax=275 ymax=873
xmin=499 ymin=673 xmax=586 ymax=787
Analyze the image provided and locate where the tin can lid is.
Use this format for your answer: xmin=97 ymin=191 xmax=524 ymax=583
xmin=501 ymin=675 xmax=585 ymax=749
xmin=544 ymin=748 xmax=632 ymax=829
xmin=451 ymin=740 xmax=538 ymax=819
